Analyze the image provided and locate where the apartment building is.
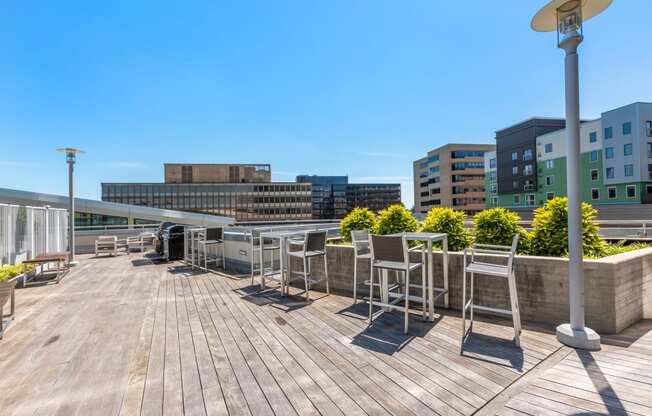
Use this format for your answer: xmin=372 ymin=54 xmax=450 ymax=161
xmin=413 ymin=143 xmax=495 ymax=215
xmin=487 ymin=102 xmax=652 ymax=209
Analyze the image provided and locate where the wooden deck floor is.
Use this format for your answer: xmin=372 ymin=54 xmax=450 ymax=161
xmin=0 ymin=253 xmax=650 ymax=416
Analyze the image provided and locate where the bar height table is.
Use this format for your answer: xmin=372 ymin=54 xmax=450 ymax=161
xmin=258 ymin=230 xmax=306 ymax=295
xmin=388 ymin=232 xmax=449 ymax=321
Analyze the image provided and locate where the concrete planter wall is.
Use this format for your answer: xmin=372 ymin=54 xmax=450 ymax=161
xmin=286 ymin=245 xmax=652 ymax=334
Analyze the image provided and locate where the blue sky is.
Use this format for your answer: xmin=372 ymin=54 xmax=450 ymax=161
xmin=1 ymin=1 xmax=650 ymax=208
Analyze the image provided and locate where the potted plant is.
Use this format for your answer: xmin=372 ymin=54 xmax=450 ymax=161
xmin=0 ymin=264 xmax=31 ymax=310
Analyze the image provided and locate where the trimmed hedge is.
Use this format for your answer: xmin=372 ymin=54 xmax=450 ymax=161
xmin=374 ymin=204 xmax=418 ymax=236
xmin=340 ymin=208 xmax=377 ymax=242
xmin=420 ymin=208 xmax=471 ymax=251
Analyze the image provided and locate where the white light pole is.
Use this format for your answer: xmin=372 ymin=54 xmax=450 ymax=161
xmin=531 ymin=0 xmax=611 ymax=351
xmin=56 ymin=148 xmax=85 ymax=266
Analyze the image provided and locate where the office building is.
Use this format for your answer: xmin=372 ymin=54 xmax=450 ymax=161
xmin=296 ymin=175 xmax=401 ymax=219
xmin=487 ymin=102 xmax=652 ymax=209
xmin=102 ymin=164 xmax=311 ymax=222
xmin=413 ymin=144 xmax=495 ymax=215
xmin=164 ymin=163 xmax=271 ymax=184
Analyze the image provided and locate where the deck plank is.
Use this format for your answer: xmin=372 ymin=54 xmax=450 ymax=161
xmin=2 ymin=254 xmax=652 ymax=416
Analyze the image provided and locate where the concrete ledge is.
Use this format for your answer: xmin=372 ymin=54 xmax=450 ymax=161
xmin=286 ymin=245 xmax=652 ymax=334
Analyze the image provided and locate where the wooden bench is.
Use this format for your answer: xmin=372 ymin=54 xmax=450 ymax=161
xmin=22 ymin=252 xmax=71 ymax=286
xmin=95 ymin=236 xmax=118 ymax=256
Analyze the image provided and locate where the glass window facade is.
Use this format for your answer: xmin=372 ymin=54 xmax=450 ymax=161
xmin=102 ymin=182 xmax=312 ymax=221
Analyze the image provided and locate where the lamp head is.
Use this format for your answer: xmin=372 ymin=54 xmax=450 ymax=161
xmin=531 ymin=0 xmax=612 ymax=47
xmin=56 ymin=147 xmax=85 ymax=163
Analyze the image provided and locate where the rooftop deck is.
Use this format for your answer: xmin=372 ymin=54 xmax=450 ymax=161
xmin=1 ymin=254 xmax=650 ymax=416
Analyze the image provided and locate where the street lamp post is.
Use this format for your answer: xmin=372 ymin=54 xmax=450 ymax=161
xmin=56 ymin=148 xmax=85 ymax=266
xmin=531 ymin=0 xmax=611 ymax=351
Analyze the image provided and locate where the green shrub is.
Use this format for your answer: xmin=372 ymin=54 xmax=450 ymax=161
xmin=528 ymin=197 xmax=604 ymax=257
xmin=374 ymin=204 xmax=418 ymax=236
xmin=420 ymin=207 xmax=471 ymax=251
xmin=473 ymin=208 xmax=524 ymax=247
xmin=0 ymin=263 xmax=31 ymax=282
xmin=340 ymin=207 xmax=377 ymax=242
xmin=592 ymin=241 xmax=649 ymax=258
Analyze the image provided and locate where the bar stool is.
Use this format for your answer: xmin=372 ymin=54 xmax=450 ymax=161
xmin=287 ymin=231 xmax=329 ymax=301
xmin=461 ymin=234 xmax=521 ymax=352
xmin=368 ymin=235 xmax=425 ymax=334
xmin=351 ymin=229 xmax=372 ymax=304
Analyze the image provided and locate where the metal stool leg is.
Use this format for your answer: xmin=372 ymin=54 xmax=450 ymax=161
xmin=369 ymin=267 xmax=375 ymax=323
xmin=421 ymin=249 xmax=427 ymax=319
xmin=507 ymin=271 xmax=521 ymax=347
xmin=303 ymin=257 xmax=310 ymax=301
xmin=461 ymin=266 xmax=467 ymax=353
xmin=324 ymin=253 xmax=330 ymax=295
xmin=470 ymin=272 xmax=475 ymax=330
xmin=404 ymin=270 xmax=410 ymax=334
xmin=353 ymin=256 xmax=358 ymax=303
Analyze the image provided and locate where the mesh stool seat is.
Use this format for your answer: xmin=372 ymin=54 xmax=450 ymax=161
xmin=287 ymin=231 xmax=329 ymax=301
xmin=462 ymin=235 xmax=522 ymax=352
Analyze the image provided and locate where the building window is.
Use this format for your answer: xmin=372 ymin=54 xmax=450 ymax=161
xmin=545 ymin=159 xmax=554 ymax=169
xmin=490 ymin=183 xmax=497 ymax=193
xmin=511 ymin=152 xmax=518 ymax=161
xmin=647 ymin=185 xmax=652 ymax=195
xmin=604 ymin=126 xmax=613 ymax=139
xmin=606 ymin=167 xmax=614 ymax=179
xmin=544 ymin=143 xmax=553 ymax=153
xmin=605 ymin=147 xmax=614 ymax=159
xmin=512 ymin=181 xmax=519 ymax=190
xmin=524 ymin=164 xmax=533 ymax=176
xmin=591 ymin=188 xmax=599 ymax=200
xmin=545 ymin=175 xmax=554 ymax=186
xmin=513 ymin=194 xmax=520 ymax=205
xmin=623 ymin=122 xmax=632 ymax=135
xmin=512 ymin=166 xmax=518 ymax=176
xmin=624 ymin=143 xmax=633 ymax=156
xmin=546 ymin=192 xmax=555 ymax=200
xmin=624 ymin=164 xmax=634 ymax=177
xmin=523 ymin=149 xmax=533 ymax=161
xmin=591 ymin=169 xmax=598 ymax=181
xmin=489 ymin=158 xmax=496 ymax=168
xmin=608 ymin=187 xmax=617 ymax=199
xmin=430 ymin=166 xmax=440 ymax=174
xmin=627 ymin=185 xmax=636 ymax=198
xmin=590 ymin=150 xmax=598 ymax=162
xmin=525 ymin=194 xmax=536 ymax=206
xmin=419 ymin=161 xmax=428 ymax=169
xmin=647 ymin=121 xmax=652 ymax=137
xmin=589 ymin=131 xmax=597 ymax=143
xmin=647 ymin=143 xmax=652 ymax=158
xmin=181 ymin=166 xmax=193 ymax=183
